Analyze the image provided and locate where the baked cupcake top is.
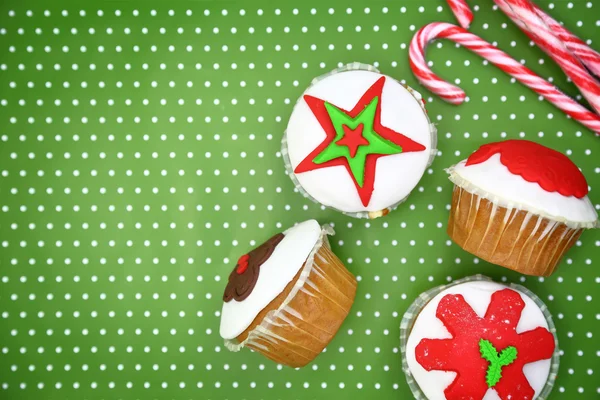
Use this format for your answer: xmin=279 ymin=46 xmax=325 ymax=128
xmin=405 ymin=280 xmax=557 ymax=400
xmin=284 ymin=64 xmax=436 ymax=216
xmin=448 ymin=140 xmax=598 ymax=228
xmin=219 ymin=220 xmax=321 ymax=340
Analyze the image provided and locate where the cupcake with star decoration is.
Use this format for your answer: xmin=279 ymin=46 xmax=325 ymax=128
xmin=400 ymin=275 xmax=559 ymax=400
xmin=219 ymin=219 xmax=357 ymax=368
xmin=282 ymin=63 xmax=437 ymax=219
xmin=447 ymin=140 xmax=598 ymax=276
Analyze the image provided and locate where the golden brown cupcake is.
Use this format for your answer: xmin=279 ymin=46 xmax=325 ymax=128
xmin=447 ymin=140 xmax=598 ymax=276
xmin=219 ymin=219 xmax=357 ymax=368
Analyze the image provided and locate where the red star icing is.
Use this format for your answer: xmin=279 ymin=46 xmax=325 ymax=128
xmin=466 ymin=140 xmax=588 ymax=198
xmin=336 ymin=124 xmax=369 ymax=157
xmin=415 ymin=289 xmax=555 ymax=400
xmin=294 ymin=77 xmax=427 ymax=207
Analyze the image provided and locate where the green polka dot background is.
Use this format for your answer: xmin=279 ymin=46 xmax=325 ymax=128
xmin=0 ymin=1 xmax=598 ymax=399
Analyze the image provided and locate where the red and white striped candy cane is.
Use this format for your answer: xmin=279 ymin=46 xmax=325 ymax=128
xmin=532 ymin=4 xmax=600 ymax=76
xmin=497 ymin=0 xmax=600 ymax=114
xmin=491 ymin=0 xmax=600 ymax=78
xmin=445 ymin=0 xmax=600 ymax=77
xmin=409 ymin=22 xmax=600 ymax=133
xmin=446 ymin=0 xmax=474 ymax=29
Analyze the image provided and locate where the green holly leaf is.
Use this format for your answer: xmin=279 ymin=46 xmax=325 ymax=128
xmin=485 ymin=359 xmax=503 ymax=388
xmin=479 ymin=339 xmax=498 ymax=363
xmin=479 ymin=339 xmax=518 ymax=388
xmin=498 ymin=346 xmax=518 ymax=367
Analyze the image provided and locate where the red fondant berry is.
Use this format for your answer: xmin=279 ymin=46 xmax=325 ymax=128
xmin=236 ymin=254 xmax=250 ymax=274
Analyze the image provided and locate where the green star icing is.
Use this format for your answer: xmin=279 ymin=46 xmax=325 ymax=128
xmin=312 ymin=96 xmax=403 ymax=187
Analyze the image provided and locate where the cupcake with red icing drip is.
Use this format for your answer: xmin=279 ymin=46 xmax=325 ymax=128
xmin=447 ymin=140 xmax=598 ymax=276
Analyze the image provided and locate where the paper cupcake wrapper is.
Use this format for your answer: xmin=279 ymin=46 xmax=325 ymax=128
xmin=400 ymin=275 xmax=560 ymax=400
xmin=448 ymin=185 xmax=583 ymax=276
xmin=281 ymin=62 xmax=438 ymax=219
xmin=225 ymin=225 xmax=357 ymax=368
xmin=447 ymin=166 xmax=599 ymax=230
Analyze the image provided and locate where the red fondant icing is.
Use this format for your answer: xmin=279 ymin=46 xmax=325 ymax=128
xmin=236 ymin=254 xmax=250 ymax=274
xmin=336 ymin=124 xmax=369 ymax=158
xmin=465 ymin=140 xmax=588 ymax=198
xmin=415 ymin=289 xmax=555 ymax=400
xmin=294 ymin=77 xmax=427 ymax=207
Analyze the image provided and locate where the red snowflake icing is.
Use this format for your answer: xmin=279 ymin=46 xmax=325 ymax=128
xmin=415 ymin=289 xmax=555 ymax=400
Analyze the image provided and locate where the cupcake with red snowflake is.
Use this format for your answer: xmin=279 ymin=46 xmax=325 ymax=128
xmin=447 ymin=139 xmax=598 ymax=276
xmin=401 ymin=275 xmax=559 ymax=400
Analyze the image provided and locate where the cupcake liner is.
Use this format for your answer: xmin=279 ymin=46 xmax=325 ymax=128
xmin=400 ymin=275 xmax=560 ymax=400
xmin=448 ymin=186 xmax=582 ymax=276
xmin=281 ymin=62 xmax=438 ymax=219
xmin=225 ymin=225 xmax=357 ymax=368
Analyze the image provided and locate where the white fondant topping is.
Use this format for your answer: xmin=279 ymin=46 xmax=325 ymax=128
xmin=285 ymin=68 xmax=436 ymax=213
xmin=219 ymin=219 xmax=322 ymax=340
xmin=224 ymin=224 xmax=338 ymax=354
xmin=406 ymin=281 xmax=551 ymax=400
xmin=449 ymin=153 xmax=598 ymax=229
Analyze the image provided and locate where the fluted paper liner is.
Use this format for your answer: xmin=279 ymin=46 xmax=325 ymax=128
xmin=400 ymin=275 xmax=560 ymax=400
xmin=448 ymin=186 xmax=582 ymax=276
xmin=281 ymin=62 xmax=438 ymax=219
xmin=225 ymin=225 xmax=357 ymax=368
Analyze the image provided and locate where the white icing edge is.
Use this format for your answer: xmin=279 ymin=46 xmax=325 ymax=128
xmin=405 ymin=280 xmax=552 ymax=400
xmin=447 ymin=154 xmax=599 ymax=229
xmin=282 ymin=62 xmax=437 ymax=218
xmin=224 ymin=223 xmax=335 ymax=351
xmin=219 ymin=220 xmax=322 ymax=340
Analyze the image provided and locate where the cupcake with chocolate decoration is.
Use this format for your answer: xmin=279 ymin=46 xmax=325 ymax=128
xmin=400 ymin=275 xmax=559 ymax=400
xmin=219 ymin=219 xmax=357 ymax=368
xmin=282 ymin=62 xmax=437 ymax=219
xmin=447 ymin=140 xmax=598 ymax=276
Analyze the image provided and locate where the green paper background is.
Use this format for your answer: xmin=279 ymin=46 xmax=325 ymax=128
xmin=0 ymin=1 xmax=598 ymax=399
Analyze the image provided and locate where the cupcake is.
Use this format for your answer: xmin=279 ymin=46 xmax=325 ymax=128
xmin=219 ymin=219 xmax=357 ymax=368
xmin=401 ymin=275 xmax=559 ymax=400
xmin=282 ymin=62 xmax=437 ymax=219
xmin=447 ymin=140 xmax=598 ymax=276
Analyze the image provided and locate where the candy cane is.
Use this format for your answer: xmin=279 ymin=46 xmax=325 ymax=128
xmin=445 ymin=0 xmax=600 ymax=77
xmin=531 ymin=4 xmax=600 ymax=77
xmin=409 ymin=23 xmax=600 ymax=133
xmin=492 ymin=1 xmax=600 ymax=78
xmin=497 ymin=0 xmax=600 ymax=114
xmin=446 ymin=0 xmax=474 ymax=29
